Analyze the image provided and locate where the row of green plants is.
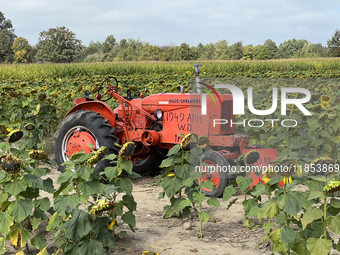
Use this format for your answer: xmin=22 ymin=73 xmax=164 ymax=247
xmin=0 ymin=125 xmax=138 ymax=254
xmin=1 ymin=67 xmax=340 ymax=141
xmin=156 ymin=131 xmax=340 ymax=254
xmin=2 ymin=124 xmax=339 ymax=254
xmin=1 ymin=58 xmax=340 ymax=80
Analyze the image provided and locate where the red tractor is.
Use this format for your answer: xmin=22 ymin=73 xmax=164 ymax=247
xmin=53 ymin=64 xmax=277 ymax=197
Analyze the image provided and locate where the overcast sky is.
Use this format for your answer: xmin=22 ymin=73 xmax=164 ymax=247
xmin=2 ymin=0 xmax=339 ymax=47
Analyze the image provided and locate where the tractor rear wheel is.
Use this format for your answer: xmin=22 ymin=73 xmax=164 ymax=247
xmin=197 ymin=151 xmax=231 ymax=197
xmin=53 ymin=110 xmax=119 ymax=173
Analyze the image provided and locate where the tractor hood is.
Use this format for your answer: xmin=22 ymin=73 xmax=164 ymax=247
xmin=141 ymin=93 xmax=201 ymax=113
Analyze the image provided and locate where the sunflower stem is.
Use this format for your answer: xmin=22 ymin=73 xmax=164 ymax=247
xmin=199 ymin=177 xmax=203 ymax=238
xmin=75 ymin=181 xmax=80 ymax=197
xmin=19 ymin=221 xmax=30 ymax=253
xmin=323 ymin=197 xmax=328 ymax=237
xmin=243 ymin=191 xmax=247 ymax=224
xmin=283 ymin=183 xmax=289 ymax=227
xmin=268 ymin=191 xmax=271 ymax=224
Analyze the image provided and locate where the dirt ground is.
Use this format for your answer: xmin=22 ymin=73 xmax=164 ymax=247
xmin=49 ymin=167 xmax=271 ymax=255
xmin=109 ymin=176 xmax=272 ymax=255
xmin=5 ymin=166 xmax=272 ymax=255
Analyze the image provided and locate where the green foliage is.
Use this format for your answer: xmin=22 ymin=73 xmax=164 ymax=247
xmin=49 ymin=149 xmax=138 ymax=254
xmin=12 ymin=37 xmax=32 ymax=63
xmin=253 ymin=45 xmax=275 ymax=60
xmin=158 ymin=144 xmax=197 ymax=218
xmin=0 ymin=11 xmax=16 ymax=63
xmin=327 ymin=29 xmax=340 ymax=57
xmin=0 ymin=88 xmax=59 ymax=153
xmin=158 ymin=138 xmax=226 ymax=238
xmin=2 ymin=59 xmax=340 ymax=84
xmin=279 ymin=38 xmax=309 ymax=58
xmin=0 ymin=142 xmax=53 ymax=253
xmin=242 ymin=45 xmax=255 ymax=60
xmin=243 ymin=169 xmax=340 ymax=254
xmin=263 ymin=39 xmax=278 ymax=56
xmin=102 ymin=35 xmax=116 ymax=54
xmin=0 ymin=122 xmax=138 ymax=254
xmin=213 ymin=39 xmax=229 ymax=60
xmin=35 ymin=26 xmax=82 ymax=63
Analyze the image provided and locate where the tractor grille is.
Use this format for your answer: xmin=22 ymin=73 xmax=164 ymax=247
xmin=221 ymin=101 xmax=232 ymax=132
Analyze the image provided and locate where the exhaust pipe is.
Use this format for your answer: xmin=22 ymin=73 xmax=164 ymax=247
xmin=194 ymin=63 xmax=202 ymax=94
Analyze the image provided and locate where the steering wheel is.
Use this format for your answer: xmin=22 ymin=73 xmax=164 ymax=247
xmin=97 ymin=76 xmax=119 ymax=102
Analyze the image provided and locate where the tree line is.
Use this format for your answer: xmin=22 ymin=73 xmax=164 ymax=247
xmin=1 ymin=11 xmax=340 ymax=64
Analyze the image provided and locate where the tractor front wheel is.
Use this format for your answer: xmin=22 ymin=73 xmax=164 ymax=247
xmin=53 ymin=110 xmax=119 ymax=173
xmin=197 ymin=151 xmax=231 ymax=197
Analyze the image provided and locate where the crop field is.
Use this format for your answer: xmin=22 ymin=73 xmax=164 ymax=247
xmin=1 ymin=58 xmax=340 ymax=254
xmin=1 ymin=58 xmax=340 ymax=157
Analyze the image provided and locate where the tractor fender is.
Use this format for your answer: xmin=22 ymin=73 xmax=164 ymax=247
xmin=65 ymin=99 xmax=116 ymax=128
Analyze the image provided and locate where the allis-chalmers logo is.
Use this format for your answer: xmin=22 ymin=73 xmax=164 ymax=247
xmin=199 ymin=83 xmax=312 ymax=128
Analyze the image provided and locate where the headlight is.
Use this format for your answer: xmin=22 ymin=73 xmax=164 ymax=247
xmin=154 ymin=109 xmax=163 ymax=120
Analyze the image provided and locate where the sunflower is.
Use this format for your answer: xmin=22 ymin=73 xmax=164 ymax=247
xmin=312 ymin=104 xmax=321 ymax=111
xmin=276 ymin=158 xmax=302 ymax=184
xmin=321 ymin=101 xmax=330 ymax=109
xmin=180 ymin=133 xmax=198 ymax=151
xmin=108 ymin=220 xmax=116 ymax=230
xmin=89 ymin=199 xmax=115 ymax=216
xmin=91 ymin=87 xmax=99 ymax=94
xmin=282 ymin=176 xmax=293 ymax=185
xmin=9 ymin=91 xmax=19 ymax=98
xmin=118 ymin=142 xmax=136 ymax=161
xmin=32 ymin=104 xmax=41 ymax=116
xmin=87 ymin=146 xmax=108 ymax=166
xmin=77 ymin=85 xmax=83 ymax=93
xmin=321 ymin=95 xmax=331 ymax=102
xmin=142 ymin=251 xmax=159 ymax=255
xmin=311 ymin=94 xmax=320 ymax=99
xmin=323 ymin=181 xmax=340 ymax=195
xmin=29 ymin=150 xmax=48 ymax=160
xmin=6 ymin=129 xmax=23 ymax=143
xmin=2 ymin=86 xmax=11 ymax=91
xmin=0 ymin=154 xmax=23 ymax=174
xmin=196 ymin=136 xmax=209 ymax=149
xmin=24 ymin=123 xmax=36 ymax=131
xmin=30 ymin=89 xmax=38 ymax=94
xmin=262 ymin=168 xmax=277 ymax=184
xmin=319 ymin=113 xmax=328 ymax=122
xmin=23 ymin=92 xmax=31 ymax=98
xmin=41 ymin=86 xmax=47 ymax=91
xmin=38 ymin=93 xmax=47 ymax=102
xmin=128 ymin=85 xmax=138 ymax=92
xmin=50 ymin=93 xmax=58 ymax=98
xmin=244 ymin=150 xmax=260 ymax=165
xmin=309 ymin=157 xmax=336 ymax=177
